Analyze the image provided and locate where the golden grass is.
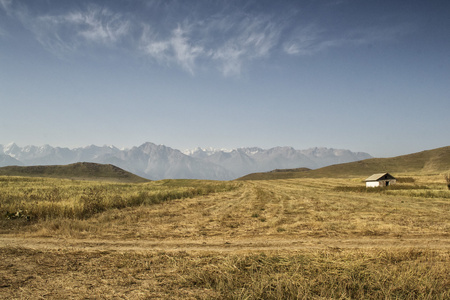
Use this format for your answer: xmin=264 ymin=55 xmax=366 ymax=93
xmin=0 ymin=247 xmax=448 ymax=299
xmin=0 ymin=176 xmax=238 ymax=221
xmin=1 ymin=175 xmax=449 ymax=240
xmin=1 ymin=174 xmax=449 ymax=299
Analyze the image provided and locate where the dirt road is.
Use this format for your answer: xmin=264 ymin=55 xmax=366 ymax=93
xmin=1 ymin=235 xmax=449 ymax=253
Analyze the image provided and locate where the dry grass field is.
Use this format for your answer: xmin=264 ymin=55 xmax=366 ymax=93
xmin=1 ymin=174 xmax=449 ymax=299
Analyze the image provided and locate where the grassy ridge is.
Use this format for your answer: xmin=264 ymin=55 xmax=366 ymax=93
xmin=239 ymin=146 xmax=450 ymax=180
xmin=0 ymin=162 xmax=149 ymax=183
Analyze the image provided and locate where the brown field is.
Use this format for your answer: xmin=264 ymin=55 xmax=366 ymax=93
xmin=1 ymin=175 xmax=449 ymax=299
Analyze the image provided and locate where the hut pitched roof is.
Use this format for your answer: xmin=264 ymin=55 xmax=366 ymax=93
xmin=365 ymin=173 xmax=396 ymax=181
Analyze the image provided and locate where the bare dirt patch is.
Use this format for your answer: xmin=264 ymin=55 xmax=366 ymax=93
xmin=1 ymin=235 xmax=449 ymax=253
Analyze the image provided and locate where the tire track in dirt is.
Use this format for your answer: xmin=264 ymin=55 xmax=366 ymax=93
xmin=1 ymin=236 xmax=449 ymax=252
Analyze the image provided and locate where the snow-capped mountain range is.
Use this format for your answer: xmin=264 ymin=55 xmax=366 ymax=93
xmin=0 ymin=142 xmax=372 ymax=180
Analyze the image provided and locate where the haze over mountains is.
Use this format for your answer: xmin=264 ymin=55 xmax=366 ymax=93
xmin=0 ymin=142 xmax=371 ymax=180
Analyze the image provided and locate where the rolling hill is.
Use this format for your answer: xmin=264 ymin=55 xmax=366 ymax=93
xmin=0 ymin=162 xmax=150 ymax=183
xmin=238 ymin=146 xmax=450 ymax=180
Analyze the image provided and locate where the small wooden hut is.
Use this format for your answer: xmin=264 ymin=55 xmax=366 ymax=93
xmin=365 ymin=173 xmax=396 ymax=188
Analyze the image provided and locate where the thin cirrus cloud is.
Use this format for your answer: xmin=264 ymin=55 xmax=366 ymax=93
xmin=208 ymin=14 xmax=282 ymax=76
xmin=140 ymin=13 xmax=282 ymax=76
xmin=0 ymin=2 xmax=130 ymax=55
xmin=62 ymin=7 xmax=130 ymax=44
xmin=140 ymin=24 xmax=205 ymax=75
xmin=283 ymin=22 xmax=413 ymax=56
xmin=1 ymin=1 xmax=413 ymax=76
xmin=31 ymin=6 xmax=130 ymax=55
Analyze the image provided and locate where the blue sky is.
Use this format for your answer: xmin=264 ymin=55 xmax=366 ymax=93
xmin=0 ymin=0 xmax=449 ymax=157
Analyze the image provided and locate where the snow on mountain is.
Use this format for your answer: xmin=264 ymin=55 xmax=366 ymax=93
xmin=0 ymin=142 xmax=372 ymax=180
xmin=2 ymin=142 xmax=21 ymax=158
xmin=183 ymin=147 xmax=233 ymax=157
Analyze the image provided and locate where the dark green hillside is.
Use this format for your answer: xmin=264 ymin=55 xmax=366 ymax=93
xmin=0 ymin=162 xmax=149 ymax=183
xmin=238 ymin=167 xmax=311 ymax=180
xmin=238 ymin=146 xmax=450 ymax=180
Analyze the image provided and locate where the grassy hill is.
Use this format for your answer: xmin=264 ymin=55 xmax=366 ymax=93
xmin=0 ymin=162 xmax=149 ymax=183
xmin=239 ymin=146 xmax=450 ymax=180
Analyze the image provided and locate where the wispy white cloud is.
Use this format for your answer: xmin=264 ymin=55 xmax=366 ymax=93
xmin=283 ymin=23 xmax=413 ymax=56
xmin=139 ymin=12 xmax=281 ymax=76
xmin=64 ymin=7 xmax=130 ymax=44
xmin=282 ymin=25 xmax=328 ymax=55
xmin=170 ymin=26 xmax=204 ymax=74
xmin=209 ymin=15 xmax=281 ymax=76
xmin=2 ymin=3 xmax=130 ymax=56
xmin=141 ymin=24 xmax=204 ymax=74
xmin=141 ymin=25 xmax=170 ymax=63
xmin=3 ymin=1 xmax=414 ymax=77
xmin=33 ymin=5 xmax=130 ymax=54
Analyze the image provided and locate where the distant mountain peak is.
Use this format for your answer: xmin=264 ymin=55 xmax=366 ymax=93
xmin=0 ymin=142 xmax=372 ymax=180
xmin=5 ymin=142 xmax=18 ymax=148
